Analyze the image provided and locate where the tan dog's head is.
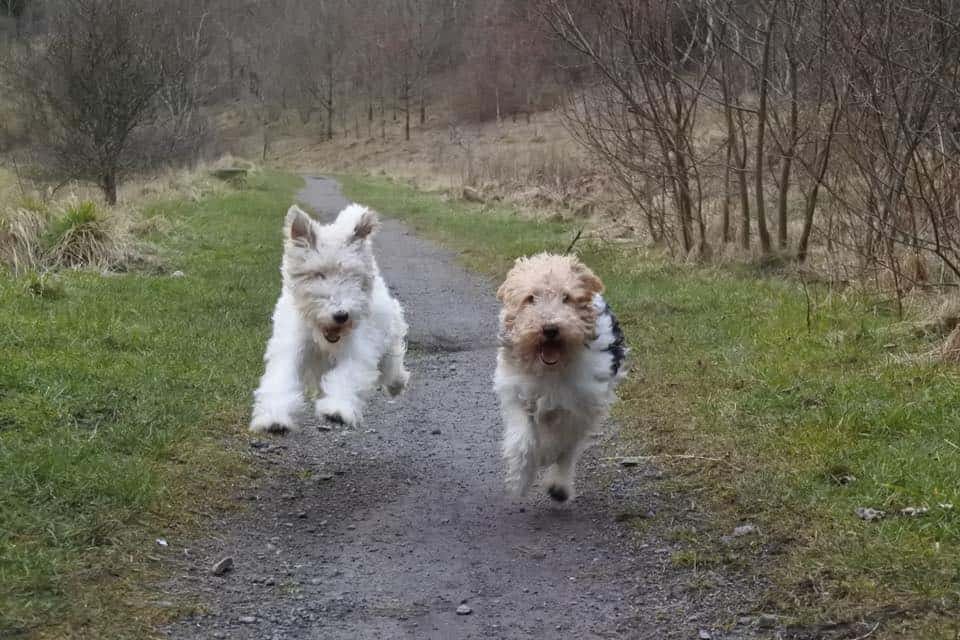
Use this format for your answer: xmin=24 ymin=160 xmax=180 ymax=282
xmin=496 ymin=253 xmax=603 ymax=369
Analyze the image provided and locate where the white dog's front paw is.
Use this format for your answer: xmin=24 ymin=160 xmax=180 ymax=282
xmin=504 ymin=469 xmax=534 ymax=497
xmin=249 ymin=406 xmax=297 ymax=434
xmin=314 ymin=397 xmax=361 ymax=427
xmin=543 ymin=463 xmax=576 ymax=503
xmin=384 ymin=368 xmax=410 ymax=397
xmin=546 ymin=482 xmax=574 ymax=503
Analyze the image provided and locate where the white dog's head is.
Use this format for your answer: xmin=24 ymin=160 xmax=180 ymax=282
xmin=281 ymin=203 xmax=379 ymax=345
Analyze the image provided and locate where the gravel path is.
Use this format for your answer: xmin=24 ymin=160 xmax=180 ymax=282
xmin=164 ymin=177 xmax=761 ymax=640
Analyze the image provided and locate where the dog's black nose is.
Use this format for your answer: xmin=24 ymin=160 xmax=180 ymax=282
xmin=542 ymin=324 xmax=559 ymax=339
xmin=333 ymin=311 xmax=349 ymax=325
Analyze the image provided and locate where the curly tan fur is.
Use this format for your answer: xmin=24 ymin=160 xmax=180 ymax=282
xmin=497 ymin=253 xmax=604 ymax=370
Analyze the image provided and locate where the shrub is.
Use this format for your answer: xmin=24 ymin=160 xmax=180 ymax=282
xmin=43 ymin=200 xmax=133 ymax=270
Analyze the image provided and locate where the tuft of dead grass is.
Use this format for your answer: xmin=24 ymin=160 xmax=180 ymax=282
xmin=0 ymin=156 xmax=253 ymax=274
xmin=0 ymin=205 xmax=47 ymax=274
xmin=42 ymin=199 xmax=135 ymax=270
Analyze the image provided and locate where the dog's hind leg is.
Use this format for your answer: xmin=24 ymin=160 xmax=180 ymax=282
xmin=250 ymin=295 xmax=306 ymax=434
xmin=501 ymin=396 xmax=538 ymax=496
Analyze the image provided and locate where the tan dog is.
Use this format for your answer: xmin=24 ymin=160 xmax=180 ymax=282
xmin=494 ymin=253 xmax=627 ymax=502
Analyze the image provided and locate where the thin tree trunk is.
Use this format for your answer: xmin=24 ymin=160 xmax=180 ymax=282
xmin=404 ymin=81 xmax=411 ymax=141
xmin=419 ymin=83 xmax=426 ymax=125
xmin=735 ymin=109 xmax=751 ymax=250
xmin=722 ymin=138 xmax=732 ymax=244
xmin=798 ymin=94 xmax=840 ymax=263
xmin=101 ymin=172 xmax=118 ymax=206
xmin=754 ymin=0 xmax=779 ymax=255
xmin=326 ymin=72 xmax=334 ymax=141
xmin=777 ymin=56 xmax=799 ymax=250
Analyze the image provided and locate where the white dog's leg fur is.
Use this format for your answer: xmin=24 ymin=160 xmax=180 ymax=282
xmin=543 ymin=433 xmax=589 ymax=502
xmin=376 ymin=295 xmax=410 ymax=396
xmin=250 ymin=294 xmax=306 ymax=433
xmin=500 ymin=395 xmax=539 ymax=496
xmin=314 ymin=324 xmax=382 ymax=427
xmin=378 ymin=333 xmax=410 ymax=396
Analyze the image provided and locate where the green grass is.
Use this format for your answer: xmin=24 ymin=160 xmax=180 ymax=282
xmin=0 ymin=171 xmax=301 ymax=638
xmin=341 ymin=174 xmax=960 ymax=638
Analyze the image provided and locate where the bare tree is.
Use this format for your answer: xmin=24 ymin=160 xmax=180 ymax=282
xmin=541 ymin=0 xmax=713 ymax=256
xmin=9 ymin=0 xmax=209 ymax=204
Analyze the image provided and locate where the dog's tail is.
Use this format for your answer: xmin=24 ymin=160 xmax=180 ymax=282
xmin=336 ymin=204 xmax=379 ymax=241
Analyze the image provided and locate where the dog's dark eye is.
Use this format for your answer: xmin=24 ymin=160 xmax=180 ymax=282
xmin=314 ymin=272 xmax=326 ymax=280
xmin=562 ymin=293 xmax=571 ymax=303
xmin=525 ymin=294 xmax=535 ymax=304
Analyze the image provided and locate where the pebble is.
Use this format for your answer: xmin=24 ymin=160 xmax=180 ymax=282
xmin=732 ymin=524 xmax=757 ymax=537
xmin=698 ymin=630 xmax=712 ymax=640
xmin=758 ymin=613 xmax=778 ymax=629
xmin=456 ymin=604 xmax=472 ymax=615
xmin=210 ymin=556 xmax=234 ymax=576
xmin=618 ymin=456 xmax=644 ymax=467
xmin=239 ymin=616 xmax=257 ymax=624
xmin=171 ymin=270 xmax=185 ymax=278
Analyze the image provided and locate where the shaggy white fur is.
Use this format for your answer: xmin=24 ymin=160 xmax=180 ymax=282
xmin=250 ymin=203 xmax=409 ymax=432
xmin=494 ymin=254 xmax=627 ymax=502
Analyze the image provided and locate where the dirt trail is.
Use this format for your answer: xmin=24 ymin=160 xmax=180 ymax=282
xmin=164 ymin=177 xmax=759 ymax=639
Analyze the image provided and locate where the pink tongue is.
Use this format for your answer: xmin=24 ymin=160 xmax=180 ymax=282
xmin=540 ymin=342 xmax=561 ymax=365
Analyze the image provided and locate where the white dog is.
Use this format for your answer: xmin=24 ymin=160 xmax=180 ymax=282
xmin=249 ymin=203 xmax=409 ymax=433
xmin=494 ymin=253 xmax=627 ymax=502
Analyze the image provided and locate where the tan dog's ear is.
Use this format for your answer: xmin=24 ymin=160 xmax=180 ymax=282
xmin=574 ymin=262 xmax=604 ymax=296
xmin=497 ymin=257 xmax=526 ymax=302
xmin=496 ymin=280 xmax=511 ymax=302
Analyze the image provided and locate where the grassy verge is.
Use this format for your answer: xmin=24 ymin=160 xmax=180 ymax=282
xmin=0 ymin=171 xmax=301 ymax=638
xmin=341 ymin=174 xmax=960 ymax=638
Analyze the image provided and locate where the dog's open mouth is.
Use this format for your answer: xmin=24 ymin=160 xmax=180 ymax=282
xmin=322 ymin=329 xmax=342 ymax=343
xmin=539 ymin=340 xmax=563 ymax=366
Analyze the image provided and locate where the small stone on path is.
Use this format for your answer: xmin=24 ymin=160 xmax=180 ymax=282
xmin=456 ymin=604 xmax=473 ymax=615
xmin=239 ymin=616 xmax=257 ymax=624
xmin=210 ymin=556 xmax=234 ymax=576
xmin=758 ymin=613 xmax=778 ymax=629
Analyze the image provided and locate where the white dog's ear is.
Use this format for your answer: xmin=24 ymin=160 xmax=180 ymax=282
xmin=286 ymin=205 xmax=316 ymax=247
xmin=352 ymin=209 xmax=379 ymax=242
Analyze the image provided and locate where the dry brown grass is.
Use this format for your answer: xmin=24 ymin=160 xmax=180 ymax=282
xmin=943 ymin=323 xmax=960 ymax=362
xmin=265 ymin=108 xmax=630 ymax=222
xmin=0 ymin=158 xmax=250 ymax=274
xmin=0 ymin=205 xmax=47 ymax=274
